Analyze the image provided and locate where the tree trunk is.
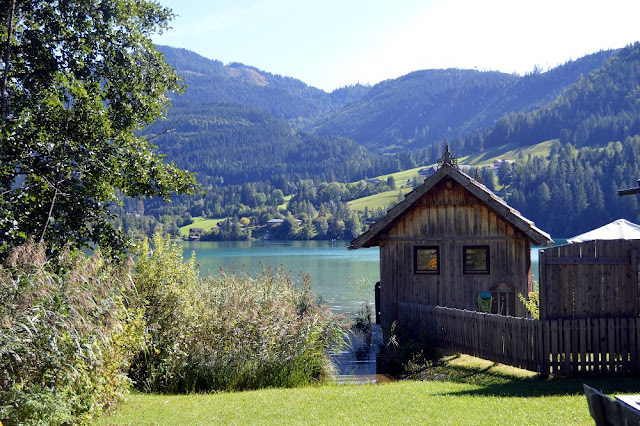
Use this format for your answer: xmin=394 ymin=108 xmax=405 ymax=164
xmin=1 ymin=0 xmax=17 ymax=123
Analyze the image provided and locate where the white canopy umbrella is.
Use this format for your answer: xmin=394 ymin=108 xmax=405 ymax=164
xmin=568 ymin=219 xmax=640 ymax=243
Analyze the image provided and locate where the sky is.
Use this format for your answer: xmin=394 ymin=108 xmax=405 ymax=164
xmin=152 ymin=0 xmax=640 ymax=92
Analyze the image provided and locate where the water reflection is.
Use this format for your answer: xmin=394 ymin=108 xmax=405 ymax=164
xmin=332 ymin=326 xmax=393 ymax=384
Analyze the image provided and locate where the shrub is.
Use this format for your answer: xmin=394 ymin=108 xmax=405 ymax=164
xmin=0 ymin=241 xmax=145 ymax=424
xmin=518 ymin=291 xmax=540 ymax=319
xmin=379 ymin=321 xmax=439 ymax=377
xmin=131 ymin=233 xmax=346 ymax=392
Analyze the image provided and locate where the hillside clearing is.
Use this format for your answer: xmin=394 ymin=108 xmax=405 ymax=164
xmin=179 ymin=217 xmax=225 ymax=236
xmin=460 ymin=140 xmax=555 ymax=166
xmin=348 ymin=187 xmax=413 ymax=213
xmin=348 ymin=140 xmax=553 ymax=214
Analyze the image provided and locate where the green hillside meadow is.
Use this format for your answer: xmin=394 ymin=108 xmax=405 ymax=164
xmin=348 ymin=141 xmax=554 ymax=214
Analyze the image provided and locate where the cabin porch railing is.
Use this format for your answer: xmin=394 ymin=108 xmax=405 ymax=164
xmin=397 ymin=302 xmax=640 ymax=377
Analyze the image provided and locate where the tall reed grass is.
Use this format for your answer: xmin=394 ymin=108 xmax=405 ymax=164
xmin=131 ymin=234 xmax=347 ymax=393
xmin=0 ymin=241 xmax=144 ymax=424
xmin=1 ymin=234 xmax=347 ymax=423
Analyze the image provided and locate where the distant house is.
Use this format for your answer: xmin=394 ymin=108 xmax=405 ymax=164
xmin=366 ymin=178 xmax=382 ymax=184
xmin=266 ymin=218 xmax=284 ymax=226
xmin=418 ymin=166 xmax=438 ymax=179
xmin=188 ymin=228 xmax=203 ymax=241
xmin=493 ymin=159 xmax=513 ymax=174
xmin=350 ymin=147 xmax=552 ymax=333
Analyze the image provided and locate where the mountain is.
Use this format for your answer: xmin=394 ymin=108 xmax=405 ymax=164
xmin=151 ymin=44 xmax=635 ymax=190
xmin=146 ymin=102 xmax=395 ymax=186
xmin=156 ymin=46 xmax=369 ymax=125
xmin=472 ymin=42 xmax=640 ymax=151
xmin=308 ymin=50 xmax=616 ymax=152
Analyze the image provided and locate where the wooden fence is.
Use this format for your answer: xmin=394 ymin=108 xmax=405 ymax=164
xmin=539 ymin=240 xmax=640 ymax=319
xmin=397 ymin=302 xmax=640 ymax=377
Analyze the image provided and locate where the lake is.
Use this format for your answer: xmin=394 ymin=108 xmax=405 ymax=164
xmin=183 ymin=240 xmax=553 ymax=314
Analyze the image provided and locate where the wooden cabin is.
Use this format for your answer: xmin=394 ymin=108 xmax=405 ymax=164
xmin=349 ymin=150 xmax=553 ymax=333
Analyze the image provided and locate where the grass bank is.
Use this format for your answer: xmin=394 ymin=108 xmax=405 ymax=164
xmin=100 ymin=354 xmax=640 ymax=425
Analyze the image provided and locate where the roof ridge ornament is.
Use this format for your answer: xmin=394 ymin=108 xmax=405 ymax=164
xmin=437 ymin=144 xmax=459 ymax=170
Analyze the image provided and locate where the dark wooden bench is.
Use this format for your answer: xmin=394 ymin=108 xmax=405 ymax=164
xmin=584 ymin=384 xmax=640 ymax=425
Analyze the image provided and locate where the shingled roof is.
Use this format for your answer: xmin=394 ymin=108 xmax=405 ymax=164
xmin=349 ymin=164 xmax=553 ymax=249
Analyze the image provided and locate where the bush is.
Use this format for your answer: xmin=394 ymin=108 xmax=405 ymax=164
xmin=518 ymin=291 xmax=540 ymax=319
xmin=0 ymin=241 xmax=145 ymax=424
xmin=131 ymin=233 xmax=346 ymax=393
xmin=379 ymin=321 xmax=439 ymax=378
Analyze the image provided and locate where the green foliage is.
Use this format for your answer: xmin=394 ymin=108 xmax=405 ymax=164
xmin=147 ymin=101 xmax=397 ymax=186
xmin=481 ymin=168 xmax=498 ymax=191
xmin=131 ymin=234 xmax=346 ymax=393
xmin=476 ymin=43 xmax=640 ymax=151
xmin=0 ymin=241 xmax=145 ymax=424
xmin=0 ymin=0 xmax=198 ymax=258
xmin=506 ymin=137 xmax=640 ymax=235
xmin=386 ymin=175 xmax=397 ymax=190
xmin=380 ymin=321 xmax=439 ymax=377
xmin=519 ymin=291 xmax=540 ymax=320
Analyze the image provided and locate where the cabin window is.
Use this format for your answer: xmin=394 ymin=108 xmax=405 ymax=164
xmin=463 ymin=246 xmax=490 ymax=274
xmin=414 ymin=246 xmax=439 ymax=274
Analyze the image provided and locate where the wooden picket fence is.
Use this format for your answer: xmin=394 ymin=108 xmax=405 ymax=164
xmin=397 ymin=302 xmax=640 ymax=377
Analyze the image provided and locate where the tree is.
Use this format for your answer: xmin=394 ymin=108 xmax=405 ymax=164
xmin=0 ymin=0 xmax=198 ymax=256
xmin=386 ymin=175 xmax=397 ymax=190
xmin=344 ymin=213 xmax=362 ymax=240
xmin=481 ymin=168 xmax=498 ymax=192
xmin=497 ymin=161 xmax=513 ymax=186
xmin=269 ymin=189 xmax=285 ymax=206
xmin=312 ymin=216 xmax=329 ymax=238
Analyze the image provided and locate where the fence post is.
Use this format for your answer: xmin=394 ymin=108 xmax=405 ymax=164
xmin=539 ymin=249 xmax=546 ymax=320
xmin=374 ymin=281 xmax=380 ymax=325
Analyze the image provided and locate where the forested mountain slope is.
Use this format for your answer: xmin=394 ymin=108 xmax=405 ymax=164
xmin=505 ymin=139 xmax=640 ymax=237
xmin=309 ymin=50 xmax=615 ymax=152
xmin=157 ymin=46 xmax=369 ymax=123
xmin=132 ymin=43 xmax=640 ymax=241
xmin=153 ymin=45 xmax=619 ymax=187
xmin=472 ymin=42 xmax=640 ymax=152
xmin=146 ymin=102 xmax=396 ymax=186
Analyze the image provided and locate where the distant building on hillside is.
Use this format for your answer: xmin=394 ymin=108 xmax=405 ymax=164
xmin=188 ymin=228 xmax=203 ymax=241
xmin=493 ymin=159 xmax=513 ymax=174
xmin=418 ymin=166 xmax=438 ymax=179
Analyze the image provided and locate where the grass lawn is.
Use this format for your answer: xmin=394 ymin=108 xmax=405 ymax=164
xmin=98 ymin=355 xmax=640 ymax=425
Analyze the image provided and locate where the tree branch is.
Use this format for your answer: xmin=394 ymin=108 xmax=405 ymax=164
xmin=1 ymin=0 xmax=17 ymax=124
xmin=39 ymin=98 xmax=72 ymax=244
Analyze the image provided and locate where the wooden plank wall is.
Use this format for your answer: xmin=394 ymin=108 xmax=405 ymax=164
xmin=397 ymin=302 xmax=640 ymax=377
xmin=539 ymin=240 xmax=640 ymax=319
xmin=383 ymin=178 xmax=532 ymax=318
